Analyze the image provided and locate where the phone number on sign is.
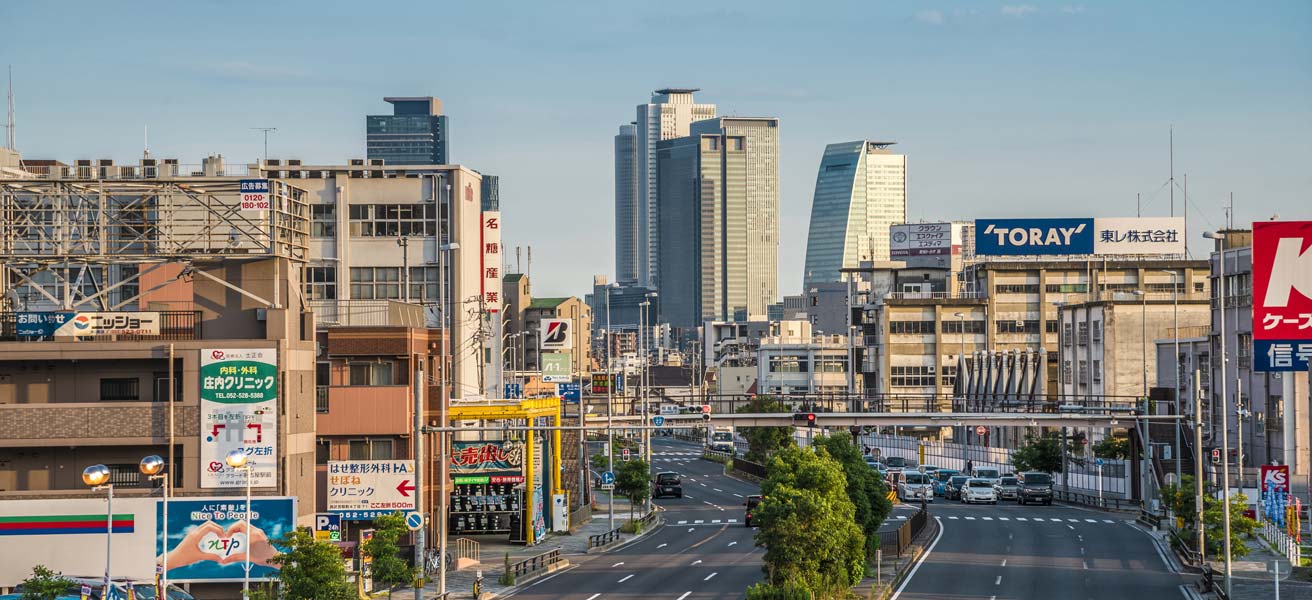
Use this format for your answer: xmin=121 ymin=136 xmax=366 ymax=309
xmin=211 ymin=392 xmax=271 ymax=400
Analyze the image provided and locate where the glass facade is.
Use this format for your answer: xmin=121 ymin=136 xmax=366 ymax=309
xmin=802 ymin=141 xmax=906 ymax=287
xmin=614 ymin=124 xmax=638 ymax=283
xmin=366 ymin=98 xmax=448 ymax=165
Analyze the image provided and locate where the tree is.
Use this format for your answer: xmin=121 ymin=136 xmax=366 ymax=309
xmin=19 ymin=565 xmax=73 ymax=600
xmin=814 ymin=432 xmax=893 ymax=563
xmin=736 ymin=396 xmax=795 ymax=462
xmin=745 ymin=579 xmax=813 ymax=600
xmin=616 ymin=458 xmax=652 ymax=519
xmin=756 ymin=445 xmax=866 ymax=598
xmin=364 ymin=512 xmax=413 ymax=591
xmin=1093 ymin=436 xmax=1130 ymax=460
xmin=271 ymin=527 xmax=355 ymax=600
xmin=1012 ymin=432 xmax=1063 ymax=474
xmin=1161 ymin=476 xmax=1260 ymax=559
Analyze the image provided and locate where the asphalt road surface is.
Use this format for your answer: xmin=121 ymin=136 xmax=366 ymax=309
xmin=508 ymin=437 xmax=764 ymax=600
xmin=890 ymin=501 xmax=1195 ymax=600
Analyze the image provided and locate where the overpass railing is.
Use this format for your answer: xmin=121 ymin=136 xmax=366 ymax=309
xmin=627 ymin=393 xmax=1144 ymax=418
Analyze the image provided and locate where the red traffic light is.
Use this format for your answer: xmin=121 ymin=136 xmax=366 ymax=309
xmin=792 ymin=413 xmax=817 ymax=427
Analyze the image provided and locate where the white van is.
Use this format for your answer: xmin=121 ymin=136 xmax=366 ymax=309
xmin=898 ymin=470 xmax=934 ymax=502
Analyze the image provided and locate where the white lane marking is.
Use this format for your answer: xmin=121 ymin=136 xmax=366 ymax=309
xmin=612 ymin=562 xmax=624 ymax=567
xmin=965 ymin=516 xmax=976 ymax=520
xmin=897 ymin=516 xmax=908 ymax=520
xmin=703 ymin=501 xmax=716 ymax=507
xmin=1102 ymin=519 xmax=1114 ymax=523
xmin=700 ymin=483 xmax=707 ymax=487
xmin=727 ymin=519 xmax=738 ymax=523
xmin=733 ymin=493 xmax=743 ymax=497
xmin=1050 ymin=518 xmax=1064 ymax=522
xmin=995 ymin=576 xmax=1002 ymax=585
xmin=618 ymin=574 xmax=635 ymax=583
xmin=1016 ymin=517 xmax=1027 ymax=521
xmin=713 ymin=488 xmax=723 ymax=492
xmin=890 ymin=516 xmax=945 ymax=600
xmin=685 ymin=495 xmax=693 ymax=499
xmin=692 ymin=559 xmax=703 ymax=565
xmin=695 ymin=520 xmax=704 ymax=524
xmin=1085 ymin=519 xmax=1098 ymax=523
xmin=728 ymin=541 xmax=738 ymax=547
xmin=688 ymin=527 xmax=695 ymax=532
xmin=1068 ymin=519 xmax=1079 ymax=523
xmin=677 ymin=594 xmax=691 ymax=600
xmin=990 ymin=597 xmax=996 ymax=600
xmin=1001 ymin=559 xmax=1007 ymax=567
xmin=998 ymin=517 xmax=1009 ymax=521
xmin=948 ymin=516 xmax=959 ymax=519
xmin=982 ymin=517 xmax=993 ymax=521
xmin=1067 ymin=525 xmax=1075 ymax=530
xmin=657 ymin=543 xmax=668 ymax=549
xmin=1081 ymin=547 xmax=1086 ymax=555
xmin=677 ymin=520 xmax=687 ymax=525
xmin=704 ymin=572 xmax=718 ymax=581
xmin=586 ymin=595 xmax=601 ymax=600
xmin=1083 ymin=560 xmax=1089 ymax=570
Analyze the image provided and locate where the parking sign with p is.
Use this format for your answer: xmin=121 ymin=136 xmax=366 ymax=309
xmin=315 ymin=513 xmax=342 ymax=541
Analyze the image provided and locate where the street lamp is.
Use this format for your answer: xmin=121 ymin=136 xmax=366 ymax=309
xmin=225 ymin=450 xmax=253 ymax=599
xmin=82 ymin=464 xmax=114 ymax=598
xmin=1131 ymin=289 xmax=1148 ymax=512
xmin=953 ymin=311 xmax=967 ymax=455
xmin=604 ymin=282 xmax=618 ymax=530
xmin=1204 ymin=229 xmax=1232 ymax=598
xmin=436 ymin=240 xmax=458 ymax=599
xmin=1158 ymin=270 xmax=1183 ymax=486
xmin=140 ymin=455 xmax=170 ymax=595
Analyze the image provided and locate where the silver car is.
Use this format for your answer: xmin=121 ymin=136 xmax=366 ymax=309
xmin=993 ymin=476 xmax=1021 ymax=500
xmin=961 ymin=478 xmax=998 ymax=504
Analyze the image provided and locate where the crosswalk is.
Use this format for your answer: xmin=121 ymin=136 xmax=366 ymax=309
xmin=674 ymin=519 xmax=739 ymax=525
xmin=943 ymin=515 xmax=1121 ymax=525
xmin=653 ymin=452 xmax=703 ymax=456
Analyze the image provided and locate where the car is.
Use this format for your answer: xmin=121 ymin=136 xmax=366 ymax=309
xmin=920 ymin=465 xmax=940 ymax=475
xmin=884 ymin=456 xmax=910 ymax=470
xmin=962 ymin=478 xmax=997 ymax=504
xmin=652 ymin=471 xmax=683 ymax=498
xmin=744 ymin=495 xmax=763 ymax=527
xmin=932 ymin=469 xmax=961 ymax=496
xmin=972 ymin=467 xmax=1001 ymax=483
xmin=993 ymin=476 xmax=1021 ymax=501
xmin=944 ymin=475 xmax=970 ymax=500
xmin=897 ymin=470 xmax=934 ymax=502
xmin=3 ymin=579 xmax=195 ymax=600
xmin=1018 ymin=471 xmax=1054 ymax=505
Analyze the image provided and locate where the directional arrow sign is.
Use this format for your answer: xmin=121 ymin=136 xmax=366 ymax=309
xmin=327 ymin=460 xmax=417 ymax=516
xmin=601 ymin=471 xmax=616 ymax=485
xmin=396 ymin=479 xmax=417 ymax=497
xmin=652 ymin=416 xmax=665 ymax=427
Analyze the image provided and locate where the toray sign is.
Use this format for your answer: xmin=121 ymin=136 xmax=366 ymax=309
xmin=1252 ymin=221 xmax=1312 ymax=372
xmin=977 ymin=218 xmax=1093 ymax=256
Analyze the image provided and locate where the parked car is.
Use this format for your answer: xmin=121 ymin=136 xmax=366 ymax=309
xmin=993 ymin=476 xmax=1021 ymax=501
xmin=652 ymin=471 xmax=683 ymax=498
xmin=961 ymin=478 xmax=998 ymax=504
xmin=932 ymin=469 xmax=961 ymax=496
xmin=744 ymin=495 xmax=763 ymax=527
xmin=1018 ymin=471 xmax=1054 ymax=505
xmin=898 ymin=470 xmax=934 ymax=502
xmin=945 ymin=475 xmax=970 ymax=500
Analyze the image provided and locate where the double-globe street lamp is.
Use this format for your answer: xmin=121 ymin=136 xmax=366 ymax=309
xmin=82 ymin=455 xmax=173 ymax=598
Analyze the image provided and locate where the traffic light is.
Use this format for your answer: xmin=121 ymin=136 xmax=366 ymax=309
xmin=792 ymin=413 xmax=817 ymax=428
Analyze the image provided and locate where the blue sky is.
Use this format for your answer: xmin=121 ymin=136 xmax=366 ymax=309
xmin=3 ymin=1 xmax=1309 ymax=297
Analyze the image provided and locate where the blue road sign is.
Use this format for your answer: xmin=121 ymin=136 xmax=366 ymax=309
xmin=405 ymin=511 xmax=424 ymax=531
xmin=505 ymin=383 xmax=523 ymax=398
xmin=652 ymin=416 xmax=665 ymax=427
xmin=1095 ymin=458 xmax=1105 ymax=467
xmin=557 ymin=382 xmax=581 ymax=402
xmin=600 ymin=471 xmax=615 ymax=485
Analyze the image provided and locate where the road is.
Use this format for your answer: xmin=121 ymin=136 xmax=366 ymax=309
xmin=891 ymin=500 xmax=1194 ymax=600
xmin=509 ymin=437 xmax=764 ymax=600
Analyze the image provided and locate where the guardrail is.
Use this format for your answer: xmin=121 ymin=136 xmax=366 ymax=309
xmin=509 ymin=549 xmax=561 ymax=579
xmin=455 ymin=537 xmax=480 ymax=565
xmin=1260 ymin=520 xmax=1302 ymax=565
xmin=1053 ymin=489 xmax=1136 ymax=511
xmin=701 ymin=449 xmax=733 ymax=463
xmin=588 ymin=527 xmax=622 ymax=549
xmin=879 ymin=507 xmax=929 ymax=558
xmin=732 ymin=457 xmax=767 ymax=479
xmin=637 ymin=509 xmax=658 ymax=529
xmin=1136 ymin=510 xmax=1163 ymax=529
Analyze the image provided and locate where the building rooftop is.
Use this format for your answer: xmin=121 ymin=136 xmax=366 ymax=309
xmin=504 ymin=273 xmax=524 ymax=283
xmin=528 ymin=297 xmax=570 ymax=310
xmin=654 ymin=88 xmax=700 ymax=94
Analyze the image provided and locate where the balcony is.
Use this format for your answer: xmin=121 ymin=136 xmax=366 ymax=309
xmin=0 ymin=402 xmax=199 ymax=446
xmin=0 ymin=311 xmax=202 ymax=342
xmin=316 ymin=385 xmax=412 ymax=436
xmin=308 ymin=300 xmax=427 ymax=328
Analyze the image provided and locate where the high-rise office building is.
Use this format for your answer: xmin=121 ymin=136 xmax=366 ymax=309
xmin=366 ymin=97 xmax=448 ymax=165
xmin=614 ymin=123 xmax=638 ymax=283
xmin=633 ymin=89 xmax=716 ymax=287
xmin=801 ymin=141 xmax=906 ymax=287
xmin=481 ymin=174 xmax=499 ymax=211
xmin=658 ymin=117 xmax=780 ymax=328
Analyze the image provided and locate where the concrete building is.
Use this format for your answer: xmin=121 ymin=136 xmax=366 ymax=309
xmin=755 ymin=320 xmax=853 ymax=398
xmin=657 ymin=117 xmax=780 ymax=328
xmin=632 ymin=89 xmax=716 ymax=288
xmin=1057 ymin=295 xmax=1210 ymax=403
xmin=797 ymin=281 xmax=855 ymax=335
xmin=614 ymin=123 xmax=639 ymax=284
xmin=367 ymin=96 xmax=448 ymax=166
xmin=500 ymin=274 xmax=593 ymax=376
xmin=802 ymin=141 xmax=907 ymax=287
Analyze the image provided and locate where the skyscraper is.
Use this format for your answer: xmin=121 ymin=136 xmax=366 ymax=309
xmin=366 ymin=97 xmax=448 ymax=165
xmin=633 ymin=89 xmax=716 ymax=287
xmin=481 ymin=174 xmax=499 ymax=211
xmin=614 ymin=123 xmax=638 ymax=283
xmin=801 ymin=141 xmax=906 ymax=287
xmin=658 ymin=117 xmax=780 ymax=328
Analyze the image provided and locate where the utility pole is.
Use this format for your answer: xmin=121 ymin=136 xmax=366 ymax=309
xmin=1204 ymin=230 xmax=1232 ymax=598
xmin=252 ymin=127 xmax=277 ymax=163
xmin=412 ymin=367 xmax=425 ymax=600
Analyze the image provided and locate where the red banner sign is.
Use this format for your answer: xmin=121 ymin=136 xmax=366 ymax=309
xmin=1252 ymin=221 xmax=1312 ymax=340
xmin=1262 ymin=464 xmax=1291 ymax=493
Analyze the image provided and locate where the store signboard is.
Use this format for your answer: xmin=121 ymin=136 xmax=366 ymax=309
xmin=156 ymin=497 xmax=296 ymax=583
xmin=890 ymin=223 xmax=959 ymax=257
xmin=450 ymin=441 xmax=525 ymax=474
xmin=15 ymin=311 xmax=160 ymax=337
xmin=326 ymin=460 xmax=417 ymax=518
xmin=200 ymin=348 xmax=278 ymax=488
xmin=481 ymin=211 xmax=502 ymax=311
xmin=541 ymin=352 xmax=571 ymax=383
xmin=1252 ymin=221 xmax=1312 ymax=371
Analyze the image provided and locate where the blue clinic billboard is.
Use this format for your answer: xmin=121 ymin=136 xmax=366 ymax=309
xmin=976 ymin=218 xmax=1095 ymax=256
xmin=156 ymin=497 xmax=296 ymax=583
xmin=976 ymin=217 xmax=1185 ymax=257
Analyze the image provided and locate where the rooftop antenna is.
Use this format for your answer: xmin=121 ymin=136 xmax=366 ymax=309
xmin=251 ymin=127 xmax=277 ymax=163
xmin=5 ymin=65 xmax=14 ymax=150
xmin=1169 ymin=125 xmax=1174 ymax=217
xmin=143 ymin=125 xmax=150 ymax=158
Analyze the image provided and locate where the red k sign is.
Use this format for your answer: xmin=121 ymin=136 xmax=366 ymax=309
xmin=1262 ymin=464 xmax=1290 ymax=493
xmin=1253 ymin=221 xmax=1312 ymax=340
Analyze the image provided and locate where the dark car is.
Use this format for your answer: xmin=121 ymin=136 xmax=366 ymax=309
xmin=744 ymin=495 xmax=763 ymax=527
xmin=652 ymin=471 xmax=683 ymax=498
xmin=944 ymin=475 xmax=970 ymax=500
xmin=1018 ymin=471 xmax=1054 ymax=505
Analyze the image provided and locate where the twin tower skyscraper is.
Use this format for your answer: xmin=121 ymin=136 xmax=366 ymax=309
xmin=614 ymin=89 xmax=905 ymax=329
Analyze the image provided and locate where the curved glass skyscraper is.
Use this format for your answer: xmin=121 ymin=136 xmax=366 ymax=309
xmin=802 ymin=141 xmax=906 ymax=288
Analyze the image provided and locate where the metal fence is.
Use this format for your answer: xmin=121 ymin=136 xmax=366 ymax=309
xmin=455 ymin=538 xmax=480 ymax=565
xmin=509 ymin=548 xmax=561 ymax=579
xmin=732 ymin=457 xmax=767 ymax=479
xmin=879 ymin=507 xmax=929 ymax=558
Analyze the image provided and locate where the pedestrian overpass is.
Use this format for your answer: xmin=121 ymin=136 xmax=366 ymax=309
xmin=602 ymin=411 xmax=1178 ymax=429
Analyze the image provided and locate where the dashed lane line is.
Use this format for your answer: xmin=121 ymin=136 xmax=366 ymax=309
xmin=704 ymin=572 xmax=718 ymax=581
xmin=618 ymin=574 xmax=634 ymax=583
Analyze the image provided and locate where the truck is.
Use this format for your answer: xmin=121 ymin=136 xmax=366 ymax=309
xmin=708 ymin=426 xmax=735 ymax=454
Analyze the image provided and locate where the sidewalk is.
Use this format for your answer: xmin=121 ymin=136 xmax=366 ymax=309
xmin=851 ymin=516 xmax=940 ymax=599
xmin=420 ymin=494 xmax=653 ymax=599
xmin=1206 ymin=530 xmax=1312 ymax=600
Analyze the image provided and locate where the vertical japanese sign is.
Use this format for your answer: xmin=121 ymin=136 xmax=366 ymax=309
xmin=200 ymin=349 xmax=278 ymax=488
xmin=1252 ymin=221 xmax=1312 ymax=371
xmin=481 ymin=211 xmax=502 ymax=312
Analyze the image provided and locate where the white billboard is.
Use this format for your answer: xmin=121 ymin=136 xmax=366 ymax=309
xmin=891 ymin=223 xmax=960 ymax=257
xmin=200 ymin=348 xmax=278 ymax=488
xmin=539 ymin=318 xmax=573 ymax=350
xmin=0 ymin=497 xmax=157 ymax=587
xmin=1092 ymin=217 xmax=1185 ymax=255
xmin=326 ymin=460 xmax=418 ymax=520
xmin=482 ymin=211 xmax=502 ymax=312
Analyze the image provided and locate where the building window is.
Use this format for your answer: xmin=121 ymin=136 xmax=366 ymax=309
xmin=1045 ymin=283 xmax=1089 ymax=293
xmin=100 ymin=377 xmax=140 ymax=401
xmin=1062 ymin=360 xmax=1072 ymax=384
xmin=348 ymin=203 xmax=436 ymax=237
xmin=1077 ymin=323 xmax=1089 ymax=346
xmin=768 ymin=356 xmax=807 ymax=373
xmin=1092 ymin=360 xmax=1102 ymax=383
xmin=1091 ymin=321 xmax=1103 ymax=342
xmin=311 ymin=205 xmax=336 ymax=237
xmin=940 ymin=364 xmax=958 ymax=388
xmin=349 ymin=361 xmax=395 ymax=386
xmin=304 ymin=266 xmax=337 ymax=300
xmin=152 ymin=373 xmax=183 ymax=402
xmin=891 ymin=365 xmax=936 ymax=387
xmin=348 ymin=438 xmax=395 ymax=460
xmin=995 ymin=283 xmax=1040 ymax=294
xmin=941 ymin=319 xmax=985 ymax=334
xmin=348 ymin=440 xmax=370 ymax=460
xmin=409 ymin=266 xmax=440 ymax=302
xmin=1077 ymin=361 xmax=1088 ymax=385
xmin=1045 ymin=320 xmax=1059 ymax=334
xmin=889 ymin=320 xmax=935 ymax=335
xmin=815 ymin=358 xmax=847 ymax=373
xmin=1237 ymin=333 xmax=1252 ymax=368
xmin=316 ymin=440 xmax=331 ymax=465
xmin=350 ymin=267 xmax=401 ymax=300
xmin=1062 ymin=323 xmax=1073 ymax=346
xmin=996 ymin=319 xmax=1040 ymax=334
